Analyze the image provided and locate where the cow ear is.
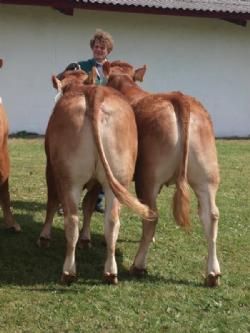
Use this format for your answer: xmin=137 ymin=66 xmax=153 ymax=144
xmin=52 ymin=75 xmax=62 ymax=91
xmin=85 ymin=67 xmax=97 ymax=84
xmin=103 ymin=61 xmax=110 ymax=78
xmin=134 ymin=65 xmax=147 ymax=82
xmin=0 ymin=59 xmax=3 ymax=68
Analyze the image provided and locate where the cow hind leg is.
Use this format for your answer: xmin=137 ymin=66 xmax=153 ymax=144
xmin=78 ymin=184 xmax=101 ymax=249
xmin=61 ymin=187 xmax=81 ymax=285
xmin=131 ymin=182 xmax=159 ymax=277
xmin=103 ymin=188 xmax=120 ymax=285
xmin=37 ymin=171 xmax=59 ymax=248
xmin=193 ymin=183 xmax=221 ymax=287
xmin=0 ymin=179 xmax=21 ymax=232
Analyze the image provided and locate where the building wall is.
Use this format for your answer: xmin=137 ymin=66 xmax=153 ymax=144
xmin=0 ymin=4 xmax=250 ymax=136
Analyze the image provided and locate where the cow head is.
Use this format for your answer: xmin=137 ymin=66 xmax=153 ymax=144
xmin=107 ymin=61 xmax=147 ymax=82
xmin=52 ymin=69 xmax=94 ymax=93
xmin=0 ymin=59 xmax=3 ymax=68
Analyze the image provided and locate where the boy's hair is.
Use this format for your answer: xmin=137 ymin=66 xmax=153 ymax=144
xmin=90 ymin=29 xmax=114 ymax=54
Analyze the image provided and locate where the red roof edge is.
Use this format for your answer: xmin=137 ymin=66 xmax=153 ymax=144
xmin=0 ymin=0 xmax=250 ymax=24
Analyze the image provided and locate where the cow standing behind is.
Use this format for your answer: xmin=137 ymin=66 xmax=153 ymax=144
xmin=105 ymin=61 xmax=221 ymax=287
xmin=0 ymin=59 xmax=20 ymax=232
xmin=38 ymin=69 xmax=154 ymax=285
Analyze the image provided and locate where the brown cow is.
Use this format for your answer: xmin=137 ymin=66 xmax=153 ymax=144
xmin=37 ymin=69 xmax=154 ymax=285
xmin=0 ymin=59 xmax=20 ymax=232
xmin=105 ymin=61 xmax=221 ymax=287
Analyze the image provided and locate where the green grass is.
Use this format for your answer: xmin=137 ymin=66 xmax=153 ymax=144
xmin=0 ymin=138 xmax=249 ymax=333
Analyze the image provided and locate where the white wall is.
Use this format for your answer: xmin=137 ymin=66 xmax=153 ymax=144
xmin=0 ymin=5 xmax=250 ymax=136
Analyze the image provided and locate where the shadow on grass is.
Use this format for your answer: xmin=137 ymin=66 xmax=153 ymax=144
xmin=0 ymin=199 xmax=127 ymax=287
xmin=0 ymin=199 xmax=203 ymax=288
xmin=12 ymin=199 xmax=46 ymax=212
xmin=118 ymin=269 xmax=203 ymax=288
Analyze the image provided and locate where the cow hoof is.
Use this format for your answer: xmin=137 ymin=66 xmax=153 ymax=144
xmin=78 ymin=239 xmax=92 ymax=249
xmin=61 ymin=273 xmax=77 ymax=286
xmin=37 ymin=237 xmax=51 ymax=248
xmin=130 ymin=265 xmax=148 ymax=278
xmin=103 ymin=273 xmax=118 ymax=285
xmin=5 ymin=223 xmax=21 ymax=233
xmin=204 ymin=273 xmax=221 ymax=287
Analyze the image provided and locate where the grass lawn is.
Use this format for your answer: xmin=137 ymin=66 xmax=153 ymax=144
xmin=0 ymin=138 xmax=249 ymax=332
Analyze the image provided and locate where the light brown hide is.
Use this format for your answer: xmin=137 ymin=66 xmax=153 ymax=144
xmin=38 ymin=70 xmax=154 ymax=284
xmin=106 ymin=61 xmax=221 ymax=287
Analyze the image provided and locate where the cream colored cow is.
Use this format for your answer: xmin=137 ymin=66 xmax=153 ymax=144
xmin=38 ymin=69 xmax=154 ymax=285
xmin=106 ymin=61 xmax=221 ymax=287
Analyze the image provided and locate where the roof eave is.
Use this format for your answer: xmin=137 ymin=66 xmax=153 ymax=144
xmin=1 ymin=0 xmax=250 ymax=25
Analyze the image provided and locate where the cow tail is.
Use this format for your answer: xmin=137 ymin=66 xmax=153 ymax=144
xmin=171 ymin=93 xmax=191 ymax=230
xmin=89 ymin=87 xmax=156 ymax=221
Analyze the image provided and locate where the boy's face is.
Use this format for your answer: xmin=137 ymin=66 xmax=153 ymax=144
xmin=92 ymin=40 xmax=109 ymax=63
